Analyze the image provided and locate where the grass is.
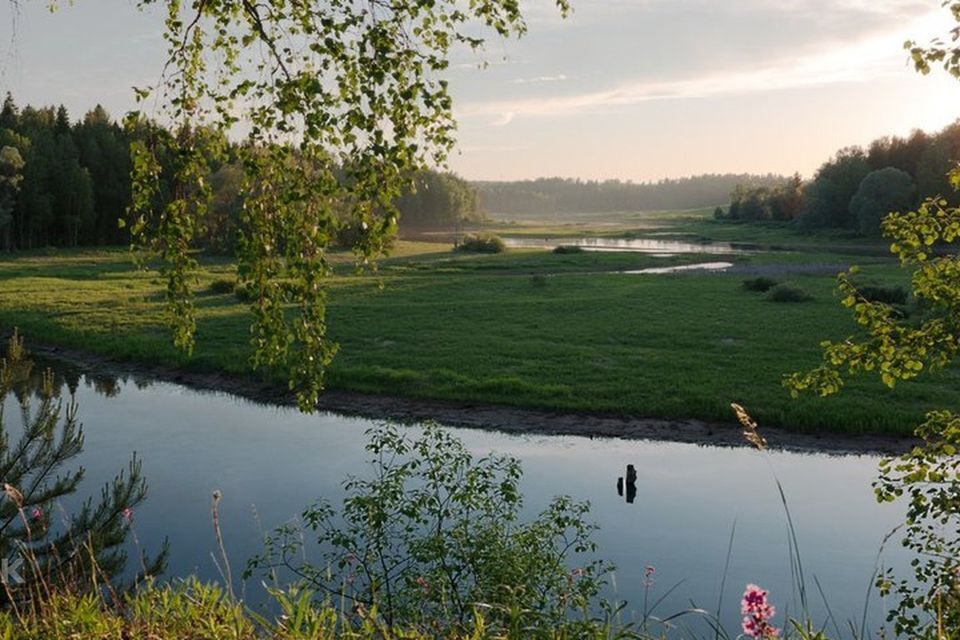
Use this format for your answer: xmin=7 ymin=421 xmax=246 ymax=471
xmin=0 ymin=240 xmax=955 ymax=436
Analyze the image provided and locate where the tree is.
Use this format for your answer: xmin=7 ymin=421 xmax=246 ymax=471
xmin=848 ymin=167 xmax=915 ymax=236
xmin=126 ymin=0 xmax=570 ymax=411
xmin=788 ymin=7 xmax=960 ymax=634
xmin=797 ymin=147 xmax=870 ymax=230
xmin=0 ymin=332 xmax=166 ymax=604
xmin=0 ymin=145 xmax=24 ymax=251
xmin=0 ymin=93 xmax=17 ymax=131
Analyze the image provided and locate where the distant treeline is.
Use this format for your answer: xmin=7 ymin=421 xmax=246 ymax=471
xmin=721 ymin=122 xmax=960 ymax=236
xmin=473 ymin=174 xmax=789 ymax=215
xmin=0 ymin=94 xmax=481 ymax=253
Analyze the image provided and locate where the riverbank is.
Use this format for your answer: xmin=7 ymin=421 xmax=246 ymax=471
xmin=30 ymin=340 xmax=918 ymax=456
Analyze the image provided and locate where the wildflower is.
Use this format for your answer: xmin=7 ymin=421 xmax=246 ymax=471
xmin=741 ymin=584 xmax=780 ymax=639
xmin=122 ymin=507 xmax=134 ymax=524
xmin=732 ymin=403 xmax=767 ymax=450
xmin=571 ymin=567 xmax=584 ymax=578
xmin=643 ymin=565 xmax=656 ymax=587
xmin=3 ymin=484 xmax=23 ymax=507
xmin=416 ymin=575 xmax=430 ymax=594
xmin=31 ymin=506 xmax=42 ymax=521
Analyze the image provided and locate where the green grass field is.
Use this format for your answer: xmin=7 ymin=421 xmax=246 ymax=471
xmin=0 ymin=228 xmax=955 ymax=436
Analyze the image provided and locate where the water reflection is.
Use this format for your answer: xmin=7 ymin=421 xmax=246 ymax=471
xmin=622 ymin=261 xmax=734 ymax=275
xmin=27 ymin=355 xmax=154 ymax=400
xmin=18 ymin=355 xmax=908 ymax=637
xmin=615 ymin=464 xmax=638 ymax=504
xmin=0 ymin=345 xmax=163 ymax=601
xmin=504 ymin=236 xmax=746 ymax=254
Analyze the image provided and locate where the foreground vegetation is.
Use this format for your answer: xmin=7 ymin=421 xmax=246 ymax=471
xmin=0 ymin=235 xmax=956 ymax=436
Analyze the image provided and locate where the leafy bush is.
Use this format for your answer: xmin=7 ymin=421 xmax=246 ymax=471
xmin=208 ymin=278 xmax=236 ymax=295
xmin=742 ymin=276 xmax=779 ymax=293
xmin=766 ymin=284 xmax=812 ymax=303
xmin=552 ymin=245 xmax=584 ymax=254
xmin=247 ymin=425 xmax=610 ymax=635
xmin=455 ymin=233 xmax=506 ymax=253
xmin=856 ymin=283 xmax=908 ymax=306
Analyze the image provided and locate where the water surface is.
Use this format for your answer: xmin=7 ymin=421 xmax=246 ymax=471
xmin=14 ymin=362 xmax=906 ymax=637
xmin=503 ymin=236 xmax=747 ymax=255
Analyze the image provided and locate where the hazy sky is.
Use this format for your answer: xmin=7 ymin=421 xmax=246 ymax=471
xmin=2 ymin=0 xmax=959 ymax=181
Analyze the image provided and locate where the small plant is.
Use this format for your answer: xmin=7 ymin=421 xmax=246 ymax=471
xmin=742 ymin=276 xmax=779 ymax=293
xmin=248 ymin=424 xmax=611 ymax=635
xmin=766 ymin=283 xmax=812 ymax=303
xmin=740 ymin=584 xmax=781 ymax=639
xmin=552 ymin=245 xmax=584 ymax=254
xmin=530 ymin=274 xmax=548 ymax=288
xmin=208 ymin=278 xmax=236 ymax=295
xmin=455 ymin=233 xmax=506 ymax=254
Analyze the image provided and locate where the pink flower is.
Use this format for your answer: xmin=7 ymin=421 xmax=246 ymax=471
xmin=31 ymin=507 xmax=42 ymax=521
xmin=571 ymin=567 xmax=584 ymax=578
xmin=122 ymin=507 xmax=133 ymax=524
xmin=643 ymin=565 xmax=656 ymax=587
xmin=740 ymin=584 xmax=780 ymax=639
xmin=416 ymin=575 xmax=430 ymax=594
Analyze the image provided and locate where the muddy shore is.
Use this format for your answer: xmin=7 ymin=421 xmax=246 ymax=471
xmin=28 ymin=340 xmax=918 ymax=457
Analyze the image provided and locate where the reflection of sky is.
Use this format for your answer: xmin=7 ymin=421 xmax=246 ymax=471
xmin=4 ymin=368 xmax=907 ymax=637
xmin=2 ymin=0 xmax=959 ymax=181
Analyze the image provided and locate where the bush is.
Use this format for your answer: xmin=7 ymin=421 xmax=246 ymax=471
xmin=208 ymin=278 xmax=236 ymax=295
xmin=455 ymin=233 xmax=506 ymax=253
xmin=247 ymin=425 xmax=610 ymax=635
xmin=742 ymin=276 xmax=779 ymax=293
xmin=552 ymin=245 xmax=584 ymax=254
xmin=857 ymin=283 xmax=908 ymax=306
xmin=766 ymin=283 xmax=812 ymax=303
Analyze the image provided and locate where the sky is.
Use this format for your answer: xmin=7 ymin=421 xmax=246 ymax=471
xmin=1 ymin=0 xmax=959 ymax=181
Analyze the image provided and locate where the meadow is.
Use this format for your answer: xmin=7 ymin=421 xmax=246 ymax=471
xmin=0 ymin=207 xmax=954 ymax=437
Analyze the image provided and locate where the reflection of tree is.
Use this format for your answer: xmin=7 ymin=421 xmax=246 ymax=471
xmin=0 ymin=332 xmax=165 ymax=605
xmin=88 ymin=373 xmax=121 ymax=398
xmin=22 ymin=356 xmax=156 ymax=401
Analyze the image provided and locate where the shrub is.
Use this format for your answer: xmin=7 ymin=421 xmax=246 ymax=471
xmin=455 ymin=233 xmax=505 ymax=253
xmin=247 ymin=425 xmax=610 ymax=635
xmin=766 ymin=283 xmax=812 ymax=303
xmin=208 ymin=278 xmax=236 ymax=295
xmin=552 ymin=245 xmax=584 ymax=254
xmin=742 ymin=276 xmax=779 ymax=293
xmin=233 ymin=281 xmax=256 ymax=302
xmin=856 ymin=283 xmax=908 ymax=306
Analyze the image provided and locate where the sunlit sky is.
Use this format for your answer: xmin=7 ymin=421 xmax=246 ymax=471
xmin=2 ymin=0 xmax=959 ymax=181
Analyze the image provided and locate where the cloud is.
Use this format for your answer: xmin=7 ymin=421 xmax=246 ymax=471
xmin=510 ymin=74 xmax=568 ymax=85
xmin=457 ymin=6 xmax=945 ymax=126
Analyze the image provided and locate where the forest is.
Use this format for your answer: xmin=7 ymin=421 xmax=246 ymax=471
xmin=473 ymin=174 xmax=789 ymax=215
xmin=722 ymin=122 xmax=960 ymax=235
xmin=0 ymin=94 xmax=482 ymax=253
